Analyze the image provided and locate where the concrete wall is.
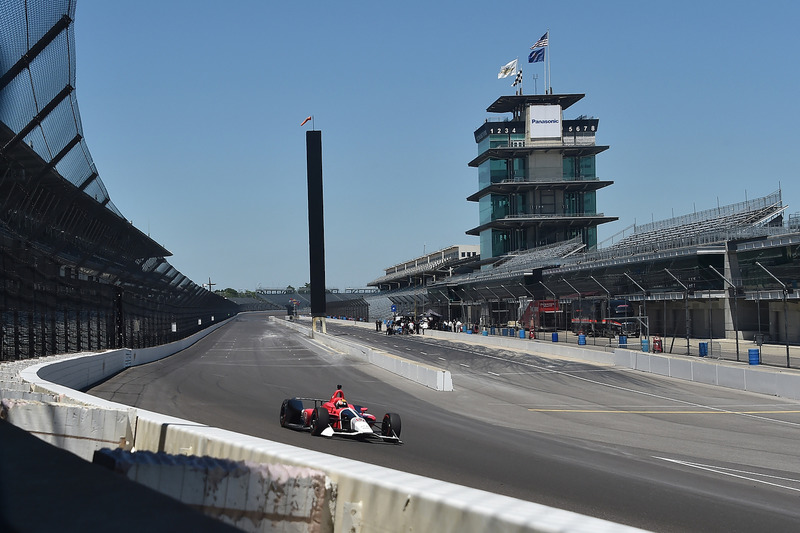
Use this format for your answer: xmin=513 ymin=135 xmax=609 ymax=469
xmin=278 ymin=317 xmax=453 ymax=391
xmin=94 ymin=448 xmax=333 ymax=532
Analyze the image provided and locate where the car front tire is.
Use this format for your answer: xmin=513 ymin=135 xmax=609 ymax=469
xmin=381 ymin=412 xmax=401 ymax=438
xmin=310 ymin=406 xmax=330 ymax=436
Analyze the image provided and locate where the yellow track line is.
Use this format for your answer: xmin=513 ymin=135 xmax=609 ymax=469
xmin=528 ymin=409 xmax=800 ymax=414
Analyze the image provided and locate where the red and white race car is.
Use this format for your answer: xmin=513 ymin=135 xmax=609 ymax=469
xmin=280 ymin=385 xmax=402 ymax=443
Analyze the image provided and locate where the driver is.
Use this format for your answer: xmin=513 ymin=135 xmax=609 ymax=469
xmin=331 ymin=385 xmax=347 ymax=408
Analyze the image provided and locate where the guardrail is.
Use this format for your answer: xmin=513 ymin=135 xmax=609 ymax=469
xmin=1 ymin=313 xmax=647 ymax=532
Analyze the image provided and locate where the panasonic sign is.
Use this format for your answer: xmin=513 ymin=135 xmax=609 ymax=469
xmin=529 ymin=105 xmax=562 ymax=140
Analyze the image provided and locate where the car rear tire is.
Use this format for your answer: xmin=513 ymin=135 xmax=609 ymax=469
xmin=310 ymin=406 xmax=330 ymax=436
xmin=280 ymin=398 xmax=303 ymax=427
xmin=280 ymin=400 xmax=289 ymax=427
xmin=381 ymin=412 xmax=401 ymax=438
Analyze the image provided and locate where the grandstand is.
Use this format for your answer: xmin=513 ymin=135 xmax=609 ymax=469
xmin=373 ymin=190 xmax=800 ymax=352
xmin=603 ymin=191 xmax=785 ymax=251
xmin=0 ymin=2 xmax=237 ymax=360
xmin=423 ymin=190 xmax=791 ymax=287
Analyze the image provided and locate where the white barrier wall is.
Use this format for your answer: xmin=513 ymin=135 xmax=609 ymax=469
xmin=132 ymin=416 xmax=644 ymax=533
xmin=1 ymin=399 xmax=134 ymax=460
xmin=278 ymin=317 xmax=453 ymax=391
xmin=94 ymin=448 xmax=334 ymax=532
xmin=612 ymin=349 xmax=800 ymax=400
xmin=328 ymin=317 xmax=800 ymax=401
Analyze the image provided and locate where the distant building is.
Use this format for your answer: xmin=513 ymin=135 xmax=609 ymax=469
xmin=369 ymin=245 xmax=480 ymax=291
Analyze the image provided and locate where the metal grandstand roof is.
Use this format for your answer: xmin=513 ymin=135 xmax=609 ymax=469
xmin=369 ymin=254 xmax=478 ymax=286
xmin=0 ymin=0 xmax=183 ymax=271
xmin=486 ymin=94 xmax=585 ymax=113
xmin=467 ymin=179 xmax=614 ymax=202
xmin=0 ymin=123 xmax=171 ymax=261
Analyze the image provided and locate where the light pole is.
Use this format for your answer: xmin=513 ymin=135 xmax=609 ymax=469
xmin=485 ymin=286 xmax=502 ymax=331
xmin=755 ymin=261 xmax=791 ymax=367
xmin=710 ymin=265 xmax=740 ymax=361
xmin=590 ymin=275 xmax=612 ymax=337
xmin=561 ymin=278 xmax=581 ymax=338
xmin=539 ymin=280 xmax=559 ymax=336
xmin=624 ymin=272 xmax=649 ymax=340
xmin=665 ymin=268 xmax=691 ymax=356
xmin=437 ymin=288 xmax=451 ymax=324
xmin=517 ymin=281 xmax=536 ymax=334
xmin=500 ymin=285 xmax=520 ymax=333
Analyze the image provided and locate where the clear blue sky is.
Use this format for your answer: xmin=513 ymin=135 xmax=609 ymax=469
xmin=73 ymin=0 xmax=800 ymax=292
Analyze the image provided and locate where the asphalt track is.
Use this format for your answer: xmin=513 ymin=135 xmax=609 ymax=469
xmin=88 ymin=314 xmax=800 ymax=532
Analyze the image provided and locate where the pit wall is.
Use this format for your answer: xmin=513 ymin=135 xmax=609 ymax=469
xmin=277 ymin=317 xmax=453 ymax=391
xmin=5 ymin=313 xmax=645 ymax=533
xmin=328 ymin=317 xmax=800 ymax=401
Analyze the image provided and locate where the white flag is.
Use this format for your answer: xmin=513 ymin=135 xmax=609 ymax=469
xmin=498 ymin=59 xmax=518 ymax=79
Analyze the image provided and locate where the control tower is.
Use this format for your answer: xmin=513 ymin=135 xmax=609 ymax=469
xmin=467 ymin=94 xmax=617 ymax=260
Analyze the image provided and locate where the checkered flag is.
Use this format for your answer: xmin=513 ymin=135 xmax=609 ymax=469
xmin=512 ymin=69 xmax=523 ymax=87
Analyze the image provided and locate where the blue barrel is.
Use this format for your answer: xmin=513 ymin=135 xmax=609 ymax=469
xmin=482 ymin=330 xmax=488 ymax=336
xmin=578 ymin=334 xmax=586 ymax=345
xmin=500 ymin=328 xmax=507 ymax=336
xmin=748 ymin=348 xmax=760 ymax=365
xmin=466 ymin=329 xmax=472 ymax=334
xmin=552 ymin=332 xmax=558 ymax=342
xmin=641 ymin=339 xmax=650 ymax=352
xmin=619 ymin=335 xmax=627 ymax=346
xmin=699 ymin=342 xmax=708 ymax=357
xmin=519 ymin=329 xmax=525 ymax=339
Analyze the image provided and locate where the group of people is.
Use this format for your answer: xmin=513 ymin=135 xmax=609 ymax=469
xmin=378 ymin=317 xmax=430 ymax=335
xmin=440 ymin=319 xmax=463 ymax=332
xmin=374 ymin=317 xmax=489 ymax=335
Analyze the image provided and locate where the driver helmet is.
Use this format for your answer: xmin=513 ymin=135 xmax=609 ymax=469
xmin=335 ymin=398 xmax=347 ymax=408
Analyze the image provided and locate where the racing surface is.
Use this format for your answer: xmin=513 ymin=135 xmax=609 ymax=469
xmin=88 ymin=314 xmax=800 ymax=532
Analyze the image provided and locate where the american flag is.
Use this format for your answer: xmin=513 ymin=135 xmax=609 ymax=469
xmin=530 ymin=31 xmax=549 ymax=49
xmin=512 ymin=70 xmax=523 ymax=87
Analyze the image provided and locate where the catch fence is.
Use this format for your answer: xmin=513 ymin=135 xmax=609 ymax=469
xmin=0 ymin=0 xmax=238 ymax=361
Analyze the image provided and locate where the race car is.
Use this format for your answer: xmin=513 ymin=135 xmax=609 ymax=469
xmin=279 ymin=385 xmax=402 ymax=443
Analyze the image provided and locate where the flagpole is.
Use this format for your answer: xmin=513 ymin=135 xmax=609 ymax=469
xmin=547 ymin=28 xmax=551 ymax=94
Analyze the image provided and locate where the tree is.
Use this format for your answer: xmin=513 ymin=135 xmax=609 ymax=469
xmin=220 ymin=288 xmax=238 ymax=298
